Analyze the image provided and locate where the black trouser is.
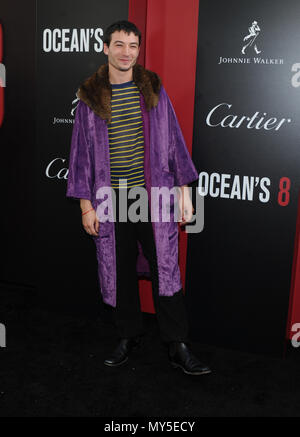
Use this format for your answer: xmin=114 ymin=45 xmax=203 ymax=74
xmin=112 ymin=187 xmax=189 ymax=344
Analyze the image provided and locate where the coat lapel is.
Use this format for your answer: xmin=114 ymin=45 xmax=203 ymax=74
xmin=76 ymin=63 xmax=162 ymax=123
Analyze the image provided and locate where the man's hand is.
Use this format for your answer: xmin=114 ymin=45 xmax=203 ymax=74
xmin=82 ymin=209 xmax=99 ymax=236
xmin=80 ymin=199 xmax=99 ymax=236
xmin=178 ymin=185 xmax=194 ymax=226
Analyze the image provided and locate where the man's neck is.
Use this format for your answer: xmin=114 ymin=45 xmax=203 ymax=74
xmin=108 ymin=63 xmax=133 ymax=84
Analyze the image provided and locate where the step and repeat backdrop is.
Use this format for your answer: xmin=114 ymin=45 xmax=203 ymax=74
xmin=186 ymin=0 xmax=300 ymax=354
xmin=1 ymin=0 xmax=298 ymax=354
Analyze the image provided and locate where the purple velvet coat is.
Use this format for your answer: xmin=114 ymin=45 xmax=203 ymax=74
xmin=66 ymin=79 xmax=198 ymax=307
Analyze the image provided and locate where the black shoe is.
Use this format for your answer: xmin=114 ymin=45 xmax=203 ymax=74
xmin=104 ymin=337 xmax=142 ymax=367
xmin=168 ymin=341 xmax=212 ymax=375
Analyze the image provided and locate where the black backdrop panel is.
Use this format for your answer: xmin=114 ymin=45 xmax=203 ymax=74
xmin=186 ymin=0 xmax=300 ymax=354
xmin=0 ymin=1 xmax=36 ymax=286
xmin=36 ymin=0 xmax=129 ymax=308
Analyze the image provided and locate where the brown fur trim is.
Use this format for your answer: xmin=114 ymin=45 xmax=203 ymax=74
xmin=76 ymin=63 xmax=162 ymax=122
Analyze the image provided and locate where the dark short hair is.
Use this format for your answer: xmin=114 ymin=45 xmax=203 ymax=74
xmin=104 ymin=20 xmax=141 ymax=47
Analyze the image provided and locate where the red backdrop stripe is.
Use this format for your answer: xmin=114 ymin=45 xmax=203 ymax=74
xmin=128 ymin=0 xmax=147 ymax=67
xmin=129 ymin=0 xmax=200 ymax=312
xmin=286 ymin=192 xmax=300 ymax=340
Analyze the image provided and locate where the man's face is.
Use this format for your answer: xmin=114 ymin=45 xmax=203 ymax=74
xmin=103 ymin=30 xmax=140 ymax=72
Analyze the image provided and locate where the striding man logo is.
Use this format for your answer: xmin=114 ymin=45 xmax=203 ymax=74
xmin=71 ymin=96 xmax=80 ymax=116
xmin=242 ymin=20 xmax=262 ymax=55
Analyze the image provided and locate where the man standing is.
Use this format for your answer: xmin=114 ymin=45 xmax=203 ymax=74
xmin=66 ymin=20 xmax=211 ymax=376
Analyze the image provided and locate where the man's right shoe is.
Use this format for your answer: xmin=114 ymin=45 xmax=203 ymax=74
xmin=168 ymin=341 xmax=212 ymax=375
xmin=104 ymin=337 xmax=142 ymax=367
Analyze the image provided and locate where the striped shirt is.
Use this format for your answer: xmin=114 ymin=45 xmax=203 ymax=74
xmin=108 ymin=80 xmax=145 ymax=189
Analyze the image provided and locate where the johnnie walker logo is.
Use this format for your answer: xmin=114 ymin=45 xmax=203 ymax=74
xmin=218 ymin=19 xmax=284 ymax=66
xmin=52 ymin=94 xmax=79 ymax=126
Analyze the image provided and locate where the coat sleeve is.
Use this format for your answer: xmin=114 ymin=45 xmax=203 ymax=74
xmin=165 ymin=88 xmax=199 ymax=187
xmin=66 ymin=100 xmax=94 ymax=201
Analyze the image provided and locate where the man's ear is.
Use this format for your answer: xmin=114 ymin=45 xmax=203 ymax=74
xmin=103 ymin=43 xmax=109 ymax=55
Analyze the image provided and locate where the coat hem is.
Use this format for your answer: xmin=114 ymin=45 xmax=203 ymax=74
xmin=66 ymin=191 xmax=93 ymax=201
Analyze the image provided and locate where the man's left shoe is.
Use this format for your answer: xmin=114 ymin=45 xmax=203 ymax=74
xmin=168 ymin=341 xmax=212 ymax=375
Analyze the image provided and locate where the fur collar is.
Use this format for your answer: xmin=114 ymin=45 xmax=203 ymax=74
xmin=76 ymin=63 xmax=162 ymax=122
